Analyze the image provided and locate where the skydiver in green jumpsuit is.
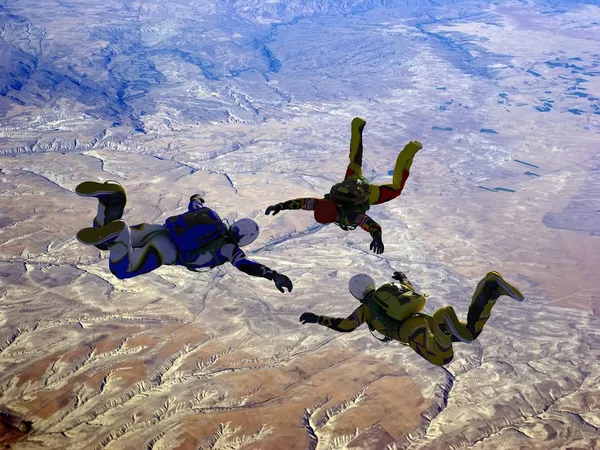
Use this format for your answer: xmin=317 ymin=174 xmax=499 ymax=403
xmin=299 ymin=271 xmax=524 ymax=366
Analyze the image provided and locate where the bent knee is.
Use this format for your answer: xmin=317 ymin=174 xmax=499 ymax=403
xmin=440 ymin=354 xmax=454 ymax=366
xmin=419 ymin=351 xmax=453 ymax=367
xmin=110 ymin=269 xmax=127 ymax=280
xmin=109 ymin=266 xmax=136 ymax=280
xmin=428 ymin=356 xmax=453 ymax=367
xmin=109 ymin=258 xmax=136 ymax=280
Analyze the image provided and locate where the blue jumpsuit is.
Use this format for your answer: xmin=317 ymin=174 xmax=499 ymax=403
xmin=94 ymin=197 xmax=271 ymax=280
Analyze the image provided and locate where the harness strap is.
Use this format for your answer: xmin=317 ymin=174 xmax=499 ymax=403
xmin=180 ymin=233 xmax=237 ymax=272
xmin=365 ymin=296 xmax=430 ymax=346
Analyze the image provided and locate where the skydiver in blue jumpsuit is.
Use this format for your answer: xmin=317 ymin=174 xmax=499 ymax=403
xmin=74 ymin=181 xmax=293 ymax=292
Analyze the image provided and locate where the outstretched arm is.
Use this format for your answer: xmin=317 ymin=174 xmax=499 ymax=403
xmin=351 ymin=212 xmax=384 ymax=254
xmin=353 ymin=213 xmax=382 ymax=238
xmin=266 ymin=198 xmax=320 ymax=215
xmin=300 ymin=305 xmax=370 ymax=332
xmin=225 ymin=244 xmax=293 ymax=292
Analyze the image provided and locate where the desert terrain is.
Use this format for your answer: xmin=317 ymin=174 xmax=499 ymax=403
xmin=1 ymin=1 xmax=600 ymax=449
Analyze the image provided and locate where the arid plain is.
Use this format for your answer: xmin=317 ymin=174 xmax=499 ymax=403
xmin=1 ymin=1 xmax=600 ymax=449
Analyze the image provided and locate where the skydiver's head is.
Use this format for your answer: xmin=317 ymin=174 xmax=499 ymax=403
xmin=330 ymin=179 xmax=370 ymax=206
xmin=314 ymin=199 xmax=339 ymax=224
xmin=349 ymin=273 xmax=376 ymax=302
xmin=230 ymin=218 xmax=260 ymax=247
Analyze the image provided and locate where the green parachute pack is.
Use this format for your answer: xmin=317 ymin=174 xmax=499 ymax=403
xmin=364 ymin=283 xmax=427 ymax=342
xmin=325 ymin=177 xmax=371 ymax=230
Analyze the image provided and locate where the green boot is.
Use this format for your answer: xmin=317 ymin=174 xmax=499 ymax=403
xmin=76 ymin=180 xmax=125 ymax=198
xmin=77 ymin=220 xmax=126 ymax=246
xmin=486 ymin=272 xmax=524 ymax=302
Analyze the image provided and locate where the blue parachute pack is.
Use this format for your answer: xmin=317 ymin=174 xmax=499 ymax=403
xmin=164 ymin=207 xmax=235 ymax=267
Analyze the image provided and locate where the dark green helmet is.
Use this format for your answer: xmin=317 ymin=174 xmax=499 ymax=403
xmin=330 ymin=177 xmax=370 ymax=206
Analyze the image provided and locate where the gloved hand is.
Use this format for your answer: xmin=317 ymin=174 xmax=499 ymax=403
xmin=393 ymin=271 xmax=407 ymax=282
xmin=370 ymin=236 xmax=384 ymax=254
xmin=265 ymin=203 xmax=283 ymax=216
xmin=273 ymin=271 xmax=293 ymax=293
xmin=299 ymin=312 xmax=319 ymax=324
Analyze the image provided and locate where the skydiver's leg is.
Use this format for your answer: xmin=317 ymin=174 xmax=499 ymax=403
xmin=129 ymin=223 xmax=169 ymax=248
xmin=397 ymin=314 xmax=454 ymax=366
xmin=466 ymin=276 xmax=499 ymax=340
xmin=467 ymin=272 xmax=524 ymax=340
xmin=79 ymin=181 xmax=177 ymax=249
xmin=76 ymin=181 xmax=127 ymax=251
xmin=105 ymin=221 xmax=178 ymax=280
xmin=344 ymin=117 xmax=367 ymax=180
xmin=368 ymin=140 xmax=422 ymax=205
xmin=77 ymin=220 xmax=178 ymax=279
xmin=92 ymin=192 xmax=126 ymax=228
